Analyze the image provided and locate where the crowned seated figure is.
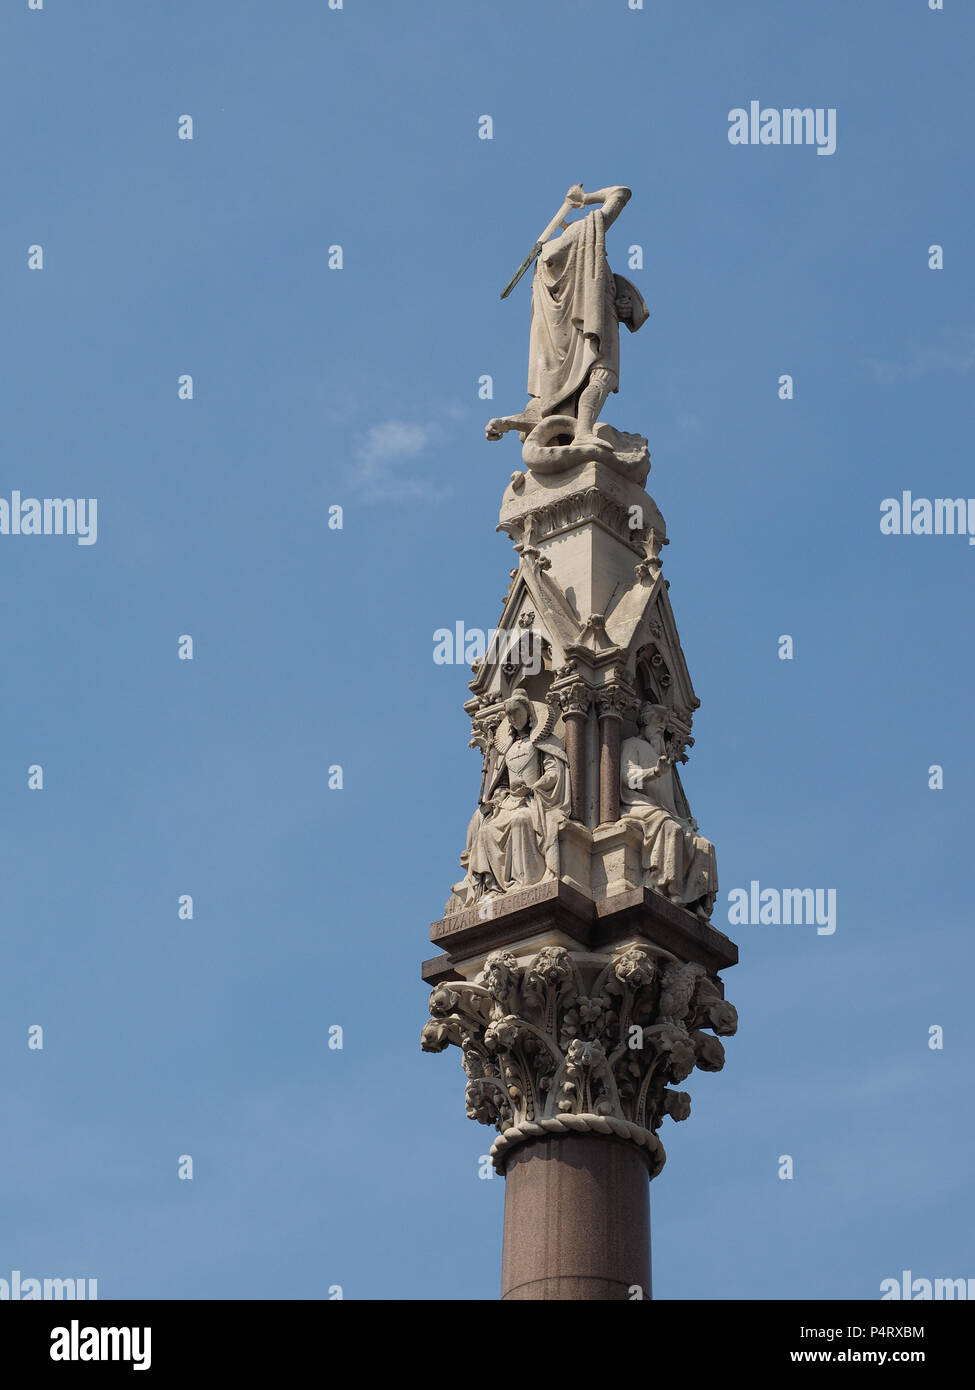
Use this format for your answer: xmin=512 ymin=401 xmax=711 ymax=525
xmin=452 ymin=691 xmax=571 ymax=909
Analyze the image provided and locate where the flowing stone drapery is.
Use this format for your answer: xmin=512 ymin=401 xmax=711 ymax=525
xmin=620 ymin=703 xmax=718 ymax=920
xmin=456 ymin=692 xmax=571 ymax=905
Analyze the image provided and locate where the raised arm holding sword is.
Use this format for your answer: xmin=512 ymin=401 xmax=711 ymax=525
xmin=487 ymin=184 xmax=648 ymax=452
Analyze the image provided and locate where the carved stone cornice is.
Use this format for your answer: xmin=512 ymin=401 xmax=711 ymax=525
xmin=499 ymin=485 xmax=650 ymax=555
xmin=421 ymin=944 xmax=737 ymax=1174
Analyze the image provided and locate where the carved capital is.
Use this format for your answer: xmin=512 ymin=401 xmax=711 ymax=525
xmin=596 ymin=682 xmax=637 ymax=722
xmin=556 ymin=681 xmax=593 ymax=718
xmin=422 ymin=945 xmax=736 ymax=1173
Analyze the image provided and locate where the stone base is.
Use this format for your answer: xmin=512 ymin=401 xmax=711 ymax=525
xmin=422 ymin=878 xmax=737 ymax=985
xmin=590 ymin=818 xmax=663 ymax=898
xmin=445 ymin=818 xmax=711 ymax=923
xmin=496 ymin=457 xmax=664 ymax=620
xmin=519 ymin=416 xmax=650 ymax=481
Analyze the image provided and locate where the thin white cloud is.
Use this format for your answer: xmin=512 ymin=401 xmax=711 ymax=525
xmin=864 ymin=333 xmax=975 ymax=384
xmin=355 ymin=420 xmax=441 ymax=500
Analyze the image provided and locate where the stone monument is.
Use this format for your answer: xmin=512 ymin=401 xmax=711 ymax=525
xmin=422 ymin=184 xmax=738 ymax=1301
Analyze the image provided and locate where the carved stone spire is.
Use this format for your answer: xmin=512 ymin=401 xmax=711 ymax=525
xmin=422 ymin=184 xmax=738 ymax=1300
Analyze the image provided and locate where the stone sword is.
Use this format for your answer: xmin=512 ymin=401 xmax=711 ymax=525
xmin=499 ymin=186 xmax=583 ymax=299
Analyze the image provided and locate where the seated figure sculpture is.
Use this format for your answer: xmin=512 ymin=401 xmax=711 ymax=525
xmin=454 ymin=691 xmax=570 ymax=906
xmin=620 ymin=702 xmax=717 ymax=921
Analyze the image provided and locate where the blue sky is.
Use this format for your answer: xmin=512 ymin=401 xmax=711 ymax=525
xmin=1 ymin=0 xmax=972 ymax=1300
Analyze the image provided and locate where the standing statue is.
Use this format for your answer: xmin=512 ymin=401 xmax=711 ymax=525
xmin=620 ymin=703 xmax=718 ymax=921
xmin=487 ymin=184 xmax=648 ymax=457
xmin=452 ymin=691 xmax=571 ymax=907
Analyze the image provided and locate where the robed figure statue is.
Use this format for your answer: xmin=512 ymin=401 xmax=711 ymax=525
xmin=620 ymin=702 xmax=718 ymax=921
xmin=487 ymin=184 xmax=648 ymax=449
xmin=453 ymin=691 xmax=571 ymax=907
